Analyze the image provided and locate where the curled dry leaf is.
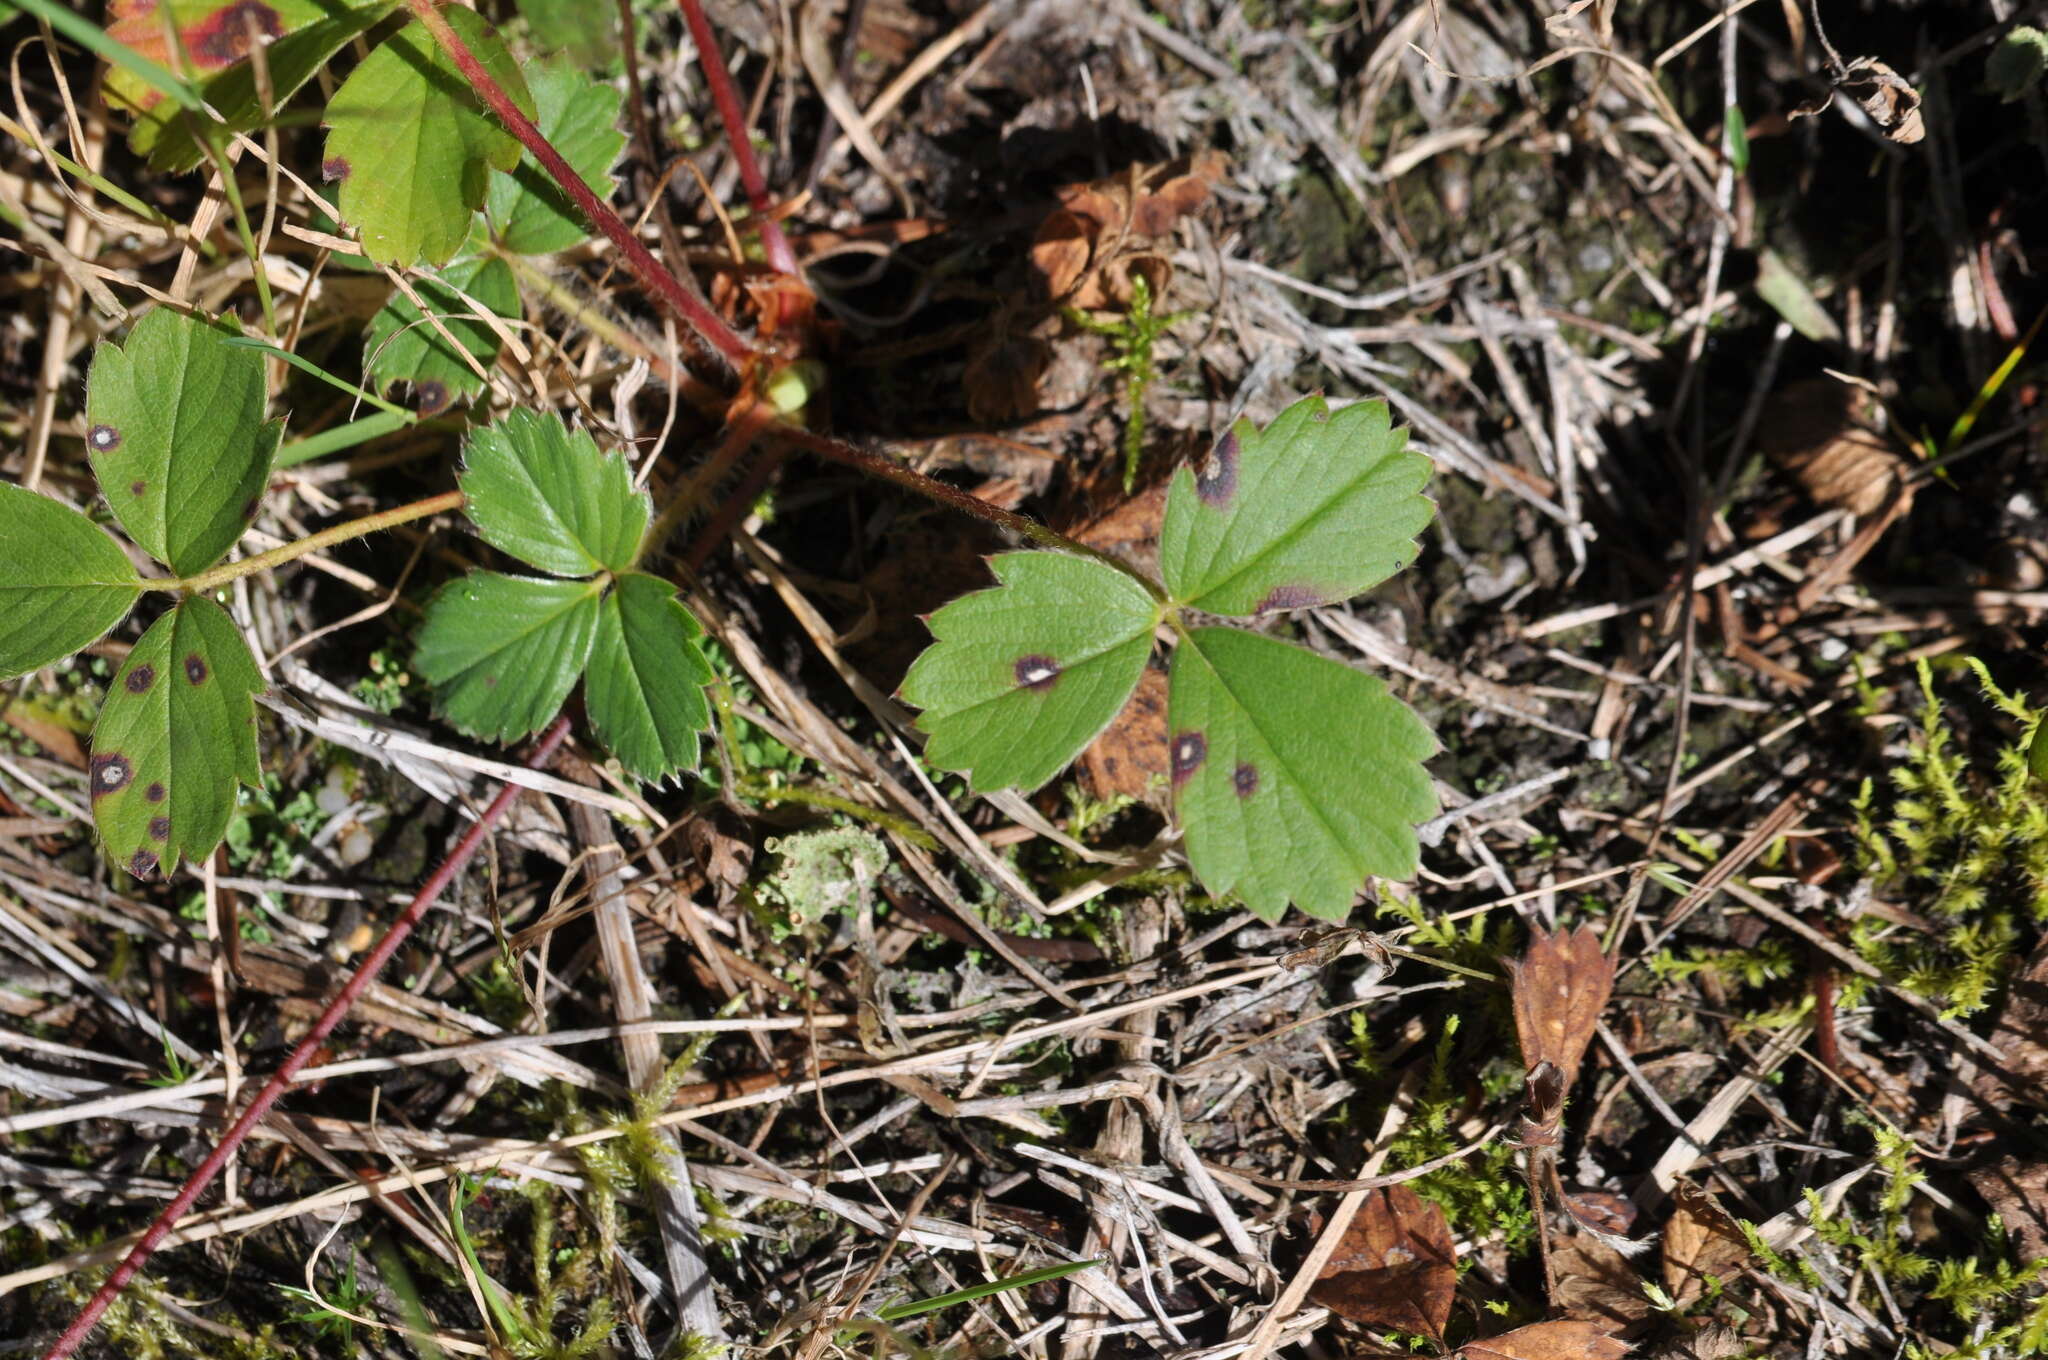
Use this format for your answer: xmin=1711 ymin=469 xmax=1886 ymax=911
xmin=1028 ymin=151 xmax=1227 ymax=310
xmin=1459 ymin=1318 xmax=1632 ymax=1360
xmin=1755 ymin=378 xmax=1911 ymax=519
xmin=1307 ymin=1185 xmax=1457 ymax=1340
xmin=1662 ymin=1182 xmax=1753 ymax=1306
xmin=1506 ymin=924 xmax=1616 ymax=1094
xmin=1649 ymin=1326 xmax=1745 ymax=1360
xmin=1792 ymin=56 xmax=1925 ymax=144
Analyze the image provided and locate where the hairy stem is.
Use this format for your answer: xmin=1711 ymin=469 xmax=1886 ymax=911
xmin=167 ymin=491 xmax=465 ymax=594
xmin=675 ymin=0 xmax=800 ymax=276
xmin=41 ymin=717 xmax=574 ymax=1360
xmin=402 ymin=0 xmax=753 ymax=371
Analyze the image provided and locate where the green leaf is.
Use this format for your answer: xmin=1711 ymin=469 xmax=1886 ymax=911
xmin=900 ymin=552 xmax=1159 ymax=793
xmin=90 ymin=596 xmax=264 ymax=880
xmin=415 ymin=572 xmax=601 ymax=742
xmin=1989 ymin=26 xmax=2048 ymax=102
xmin=1723 ymin=105 xmax=1750 ymax=176
xmin=514 ymin=0 xmax=621 ymax=70
xmin=0 ymin=483 xmax=143 ymax=678
xmin=364 ymin=253 xmax=519 ymax=413
xmin=1159 ymin=396 xmax=1433 ymax=617
xmin=459 ymin=409 xmax=648 ymax=576
xmin=485 ymin=59 xmax=625 ymax=255
xmin=104 ymin=0 xmax=395 ymax=173
xmin=585 ymin=573 xmax=713 ymax=782
xmin=322 ymin=9 xmax=534 ymax=267
xmin=1167 ymin=627 xmax=1435 ymax=922
xmin=86 ymin=307 xmax=283 ymax=577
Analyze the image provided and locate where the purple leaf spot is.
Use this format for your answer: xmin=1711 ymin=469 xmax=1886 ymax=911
xmin=416 ymin=380 xmax=450 ymax=415
xmin=89 ymin=424 xmax=121 ymax=452
xmin=1254 ymin=584 xmax=1326 ymax=615
xmin=128 ymin=849 xmax=159 ymax=879
xmin=190 ymin=2 xmax=284 ymax=66
xmin=184 ymin=653 xmax=208 ymax=685
xmin=124 ymin=665 xmax=156 ymax=694
xmin=242 ymin=497 xmax=260 ymax=521
xmin=89 ymin=752 xmax=133 ymax=799
xmin=148 ymin=816 xmax=171 ymax=841
xmin=1013 ymin=654 xmax=1061 ymax=692
xmin=1171 ymin=731 xmax=1207 ymax=786
xmin=145 ymin=782 xmax=166 ymax=803
xmin=130 ymin=481 xmax=147 ymax=498
xmin=1195 ymin=431 xmax=1239 ymax=507
xmin=321 ymin=156 xmax=351 ymax=182
xmin=1232 ymin=762 xmax=1260 ymax=798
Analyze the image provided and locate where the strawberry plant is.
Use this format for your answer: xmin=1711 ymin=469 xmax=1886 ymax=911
xmin=1 ymin=0 xmax=1449 ymax=1351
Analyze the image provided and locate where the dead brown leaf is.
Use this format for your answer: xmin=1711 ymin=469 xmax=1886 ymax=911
xmin=1967 ymin=1158 xmax=2048 ymax=1261
xmin=1662 ymin=1182 xmax=1753 ymax=1306
xmin=1791 ymin=56 xmax=1925 ymax=143
xmin=1506 ymin=924 xmax=1616 ymax=1094
xmin=1755 ymin=378 xmax=1911 ymax=518
xmin=1307 ymin=1185 xmax=1457 ymax=1340
xmin=1551 ymin=1234 xmax=1653 ymax=1327
xmin=963 ymin=330 xmax=1053 ymax=425
xmin=1079 ymin=666 xmax=1170 ymax=804
xmin=1976 ymin=935 xmax=2048 ymax=1104
xmin=1459 ymin=1318 xmax=1632 ymax=1359
xmin=1027 ymin=152 xmax=1226 ymax=310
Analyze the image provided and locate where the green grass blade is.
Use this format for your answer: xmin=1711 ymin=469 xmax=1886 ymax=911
xmin=874 ymin=1258 xmax=1105 ymax=1321
xmin=221 ymin=335 xmax=417 ymax=420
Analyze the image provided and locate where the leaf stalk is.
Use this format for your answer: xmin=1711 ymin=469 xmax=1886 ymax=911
xmin=166 ymin=490 xmax=466 ymax=594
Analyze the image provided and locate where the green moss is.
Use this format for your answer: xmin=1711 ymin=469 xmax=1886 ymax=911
xmin=1850 ymin=659 xmax=2048 ymax=1016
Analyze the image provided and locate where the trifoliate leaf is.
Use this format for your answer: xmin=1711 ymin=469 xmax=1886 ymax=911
xmin=365 ymin=253 xmax=520 ymax=413
xmin=415 ymin=571 xmax=601 ymax=742
xmin=1168 ymin=627 xmax=1435 ymax=922
xmin=104 ymin=0 xmax=394 ymax=173
xmin=86 ymin=307 xmax=283 ymax=577
xmin=0 ymin=483 xmax=143 ymax=678
xmin=585 ymin=573 xmax=713 ymax=782
xmin=900 ymin=552 xmax=1159 ymax=792
xmin=322 ymin=9 xmax=534 ymax=267
xmin=458 ymin=409 xmax=648 ymax=576
xmin=89 ymin=596 xmax=263 ymax=880
xmin=1160 ymin=396 xmax=1433 ymax=617
xmin=514 ymin=0 xmax=622 ymax=70
xmin=485 ymin=60 xmax=625 ymax=255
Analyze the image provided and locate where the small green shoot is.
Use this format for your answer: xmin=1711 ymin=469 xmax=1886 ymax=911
xmin=873 ymin=1258 xmax=1105 ymax=1321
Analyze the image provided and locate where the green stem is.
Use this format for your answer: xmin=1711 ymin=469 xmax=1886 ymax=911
xmin=734 ymin=778 xmax=936 ymax=847
xmin=166 ymin=490 xmax=465 ymax=594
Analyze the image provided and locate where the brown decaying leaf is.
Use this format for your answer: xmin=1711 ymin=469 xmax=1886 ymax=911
xmin=1754 ymin=379 xmax=1912 ymax=518
xmin=1506 ymin=924 xmax=1616 ymax=1093
xmin=1662 ymin=1182 xmax=1753 ymax=1306
xmin=1967 ymin=1158 xmax=2048 ymax=1262
xmin=1027 ymin=151 xmax=1226 ymax=310
xmin=1459 ymin=1318 xmax=1632 ymax=1359
xmin=1788 ymin=57 xmax=1925 ymax=144
xmin=1079 ymin=665 xmax=1170 ymax=804
xmin=1308 ymin=1185 xmax=1458 ymax=1340
xmin=1975 ymin=934 xmax=2048 ymax=1104
xmin=963 ymin=331 xmax=1052 ymax=425
xmin=1551 ymin=1234 xmax=1654 ymax=1326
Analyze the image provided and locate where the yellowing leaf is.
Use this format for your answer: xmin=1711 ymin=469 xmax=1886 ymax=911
xmin=322 ymin=9 xmax=534 ymax=266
